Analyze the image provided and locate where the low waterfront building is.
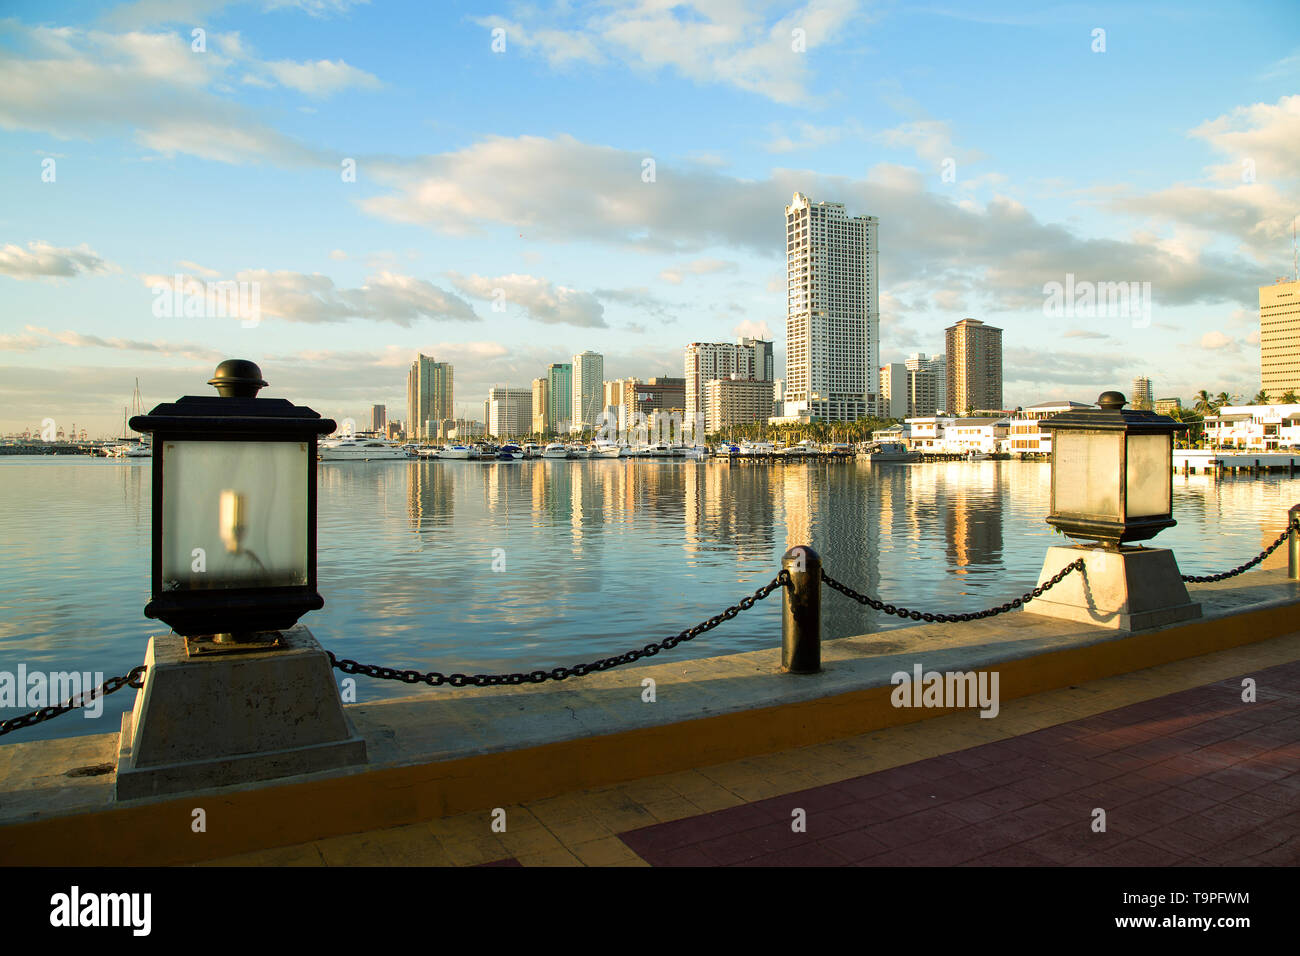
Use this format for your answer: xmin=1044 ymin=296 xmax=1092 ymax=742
xmin=1005 ymin=400 xmax=1094 ymax=457
xmin=943 ymin=417 xmax=1009 ymax=454
xmin=1202 ymin=403 xmax=1300 ymax=451
xmin=903 ymin=416 xmax=955 ymax=451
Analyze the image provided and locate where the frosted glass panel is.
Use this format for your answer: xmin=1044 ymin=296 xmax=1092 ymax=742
xmin=1126 ymin=433 xmax=1171 ymax=518
xmin=161 ymin=441 xmax=308 ymax=590
xmin=1053 ymin=430 xmax=1121 ymax=519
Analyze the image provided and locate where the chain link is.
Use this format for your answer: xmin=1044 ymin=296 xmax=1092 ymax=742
xmin=328 ymin=571 xmax=791 ymax=688
xmin=1180 ymin=518 xmax=1300 ymax=583
xmin=0 ymin=665 xmax=147 ymax=737
xmin=820 ymin=558 xmax=1086 ymax=623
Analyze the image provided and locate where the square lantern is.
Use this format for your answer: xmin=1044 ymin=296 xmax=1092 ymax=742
xmin=1040 ymin=390 xmax=1187 ymax=550
xmin=130 ymin=360 xmax=335 ymax=639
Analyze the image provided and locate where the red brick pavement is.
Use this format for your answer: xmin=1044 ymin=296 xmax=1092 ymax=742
xmin=483 ymin=660 xmax=1300 ymax=866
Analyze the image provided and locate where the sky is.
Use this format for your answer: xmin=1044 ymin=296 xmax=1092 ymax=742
xmin=1 ymin=0 xmax=1298 ymax=437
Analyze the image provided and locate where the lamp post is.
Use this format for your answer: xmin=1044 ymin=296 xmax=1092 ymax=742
xmin=130 ymin=359 xmax=334 ymax=647
xmin=116 ymin=361 xmax=365 ymax=800
xmin=1024 ymin=391 xmax=1201 ymax=631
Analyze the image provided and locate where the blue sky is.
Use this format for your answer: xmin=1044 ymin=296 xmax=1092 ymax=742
xmin=1 ymin=0 xmax=1297 ymax=436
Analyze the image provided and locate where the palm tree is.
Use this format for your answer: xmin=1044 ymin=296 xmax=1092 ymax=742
xmin=1252 ymin=389 xmax=1270 ymax=405
xmin=1282 ymin=390 xmax=1299 ymax=404
xmin=1214 ymin=391 xmax=1231 ymax=409
xmin=1192 ymin=390 xmax=1215 ymax=415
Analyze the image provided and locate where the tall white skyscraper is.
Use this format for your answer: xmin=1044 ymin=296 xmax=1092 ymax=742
xmin=571 ymin=350 xmax=604 ymax=430
xmin=784 ymin=192 xmax=878 ymax=421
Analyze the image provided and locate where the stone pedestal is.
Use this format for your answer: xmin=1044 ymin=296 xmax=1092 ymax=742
xmin=115 ymin=624 xmax=366 ymax=800
xmin=1023 ymin=545 xmax=1202 ymax=631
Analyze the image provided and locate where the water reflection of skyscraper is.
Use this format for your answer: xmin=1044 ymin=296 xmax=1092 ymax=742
xmin=406 ymin=461 xmax=455 ymax=531
xmin=942 ymin=464 xmax=1004 ymax=573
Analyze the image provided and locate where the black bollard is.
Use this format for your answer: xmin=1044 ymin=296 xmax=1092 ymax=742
xmin=781 ymin=545 xmax=822 ymax=674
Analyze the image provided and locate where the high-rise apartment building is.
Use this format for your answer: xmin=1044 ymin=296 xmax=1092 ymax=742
xmin=547 ymin=363 xmax=572 ymax=433
xmin=1131 ymin=376 xmax=1154 ymax=411
xmin=371 ymin=404 xmax=386 ymax=432
xmin=571 ymin=351 xmax=604 ymax=431
xmin=684 ymin=338 xmax=774 ymax=429
xmin=905 ymin=353 xmax=946 ymax=417
xmin=784 ymin=192 xmax=879 ymax=421
xmin=705 ymin=379 xmax=774 ymax=431
xmin=485 ymin=386 xmax=532 ymax=438
xmin=1261 ymin=279 xmax=1300 ymax=399
xmin=945 ymin=319 xmax=1002 ymax=415
xmin=406 ymin=354 xmax=454 ymax=440
xmin=532 ymin=377 xmax=550 ymax=435
xmin=879 ymin=363 xmax=907 ymax=420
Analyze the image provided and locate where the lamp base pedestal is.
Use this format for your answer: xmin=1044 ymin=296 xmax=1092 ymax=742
xmin=1023 ymin=545 xmax=1202 ymax=632
xmin=114 ymin=624 xmax=366 ymax=801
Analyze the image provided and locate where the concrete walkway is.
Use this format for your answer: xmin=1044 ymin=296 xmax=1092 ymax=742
xmin=203 ymin=630 xmax=1300 ymax=867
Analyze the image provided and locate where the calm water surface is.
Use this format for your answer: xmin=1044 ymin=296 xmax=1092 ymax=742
xmin=2 ymin=456 xmax=1297 ymax=741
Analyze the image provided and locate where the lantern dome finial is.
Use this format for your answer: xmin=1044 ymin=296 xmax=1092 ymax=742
xmin=1097 ymin=390 xmax=1126 ymax=410
xmin=208 ymin=359 xmax=269 ymax=398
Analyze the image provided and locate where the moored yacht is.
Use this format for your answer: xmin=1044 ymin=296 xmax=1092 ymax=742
xmin=319 ymin=437 xmax=411 ymax=460
xmin=542 ymin=442 xmax=570 ymax=459
xmin=497 ymin=443 xmax=524 ymax=460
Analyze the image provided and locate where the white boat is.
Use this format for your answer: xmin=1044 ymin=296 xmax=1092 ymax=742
xmin=683 ymin=446 xmax=707 ymax=460
xmin=542 ymin=442 xmax=570 ymax=459
xmin=522 ymin=442 xmax=542 ymax=459
xmin=569 ymin=444 xmax=592 ymax=459
xmin=440 ymin=445 xmax=475 ymax=460
xmin=965 ymin=449 xmax=990 ymax=461
xmin=593 ymin=440 xmax=624 ymax=458
xmin=417 ymin=446 xmax=441 ymax=458
xmin=497 ymin=443 xmax=524 ymax=460
xmin=111 ymin=439 xmax=151 ymax=458
xmin=857 ymin=441 xmax=919 ymax=463
xmin=319 ymin=437 xmax=411 ymax=460
xmin=739 ymin=441 xmax=775 ymax=456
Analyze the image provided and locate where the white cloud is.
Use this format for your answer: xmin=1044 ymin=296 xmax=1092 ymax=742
xmin=262 ymin=58 xmax=382 ymax=97
xmin=140 ymin=269 xmax=479 ymax=325
xmin=0 ymin=241 xmax=117 ymax=280
xmin=1200 ymin=330 xmax=1238 ymax=351
xmin=733 ymin=319 xmax=772 ymax=339
xmin=447 ymin=272 xmax=607 ymax=328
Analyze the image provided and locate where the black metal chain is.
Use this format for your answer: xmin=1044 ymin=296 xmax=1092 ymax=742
xmin=1181 ymin=519 xmax=1299 ymax=583
xmin=0 ymin=665 xmax=147 ymax=737
xmin=328 ymin=571 xmax=791 ymax=688
xmin=820 ymin=558 xmax=1086 ymax=623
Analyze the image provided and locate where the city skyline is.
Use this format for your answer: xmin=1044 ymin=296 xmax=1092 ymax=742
xmin=2 ymin=1 xmax=1298 ymax=435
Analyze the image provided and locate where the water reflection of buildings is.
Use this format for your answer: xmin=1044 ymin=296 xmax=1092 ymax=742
xmin=683 ymin=463 xmax=777 ymax=564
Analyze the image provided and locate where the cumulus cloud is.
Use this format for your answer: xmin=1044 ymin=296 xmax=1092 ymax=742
xmin=733 ymin=319 xmax=773 ymax=339
xmin=0 ymin=241 xmax=116 ymax=280
xmin=658 ymin=258 xmax=739 ymax=284
xmin=447 ymin=272 xmax=607 ymax=328
xmin=260 ymin=58 xmax=382 ymax=97
xmin=1200 ymin=330 xmax=1238 ymax=351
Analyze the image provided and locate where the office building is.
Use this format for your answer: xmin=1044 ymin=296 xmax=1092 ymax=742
xmin=705 ymin=378 xmax=775 ymax=431
xmin=1261 ymin=278 xmax=1300 ymax=399
xmin=945 ymin=319 xmax=1002 ymax=416
xmin=1154 ymin=397 xmax=1182 ymax=416
xmin=406 ymin=354 xmax=454 ymax=440
xmin=879 ymin=363 xmax=908 ymax=419
xmin=371 ymin=404 xmax=386 ymax=433
xmin=784 ymin=191 xmax=879 ymax=421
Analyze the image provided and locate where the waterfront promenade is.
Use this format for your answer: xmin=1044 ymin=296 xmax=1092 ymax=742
xmin=0 ymin=568 xmax=1296 ymax=867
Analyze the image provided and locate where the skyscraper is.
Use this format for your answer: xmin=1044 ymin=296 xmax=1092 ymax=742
xmin=486 ymin=386 xmax=533 ymax=438
xmin=532 ymin=377 xmax=550 ymax=435
xmin=547 ymin=363 xmax=572 ymax=433
xmin=1131 ymin=376 xmax=1154 ymax=411
xmin=571 ymin=351 xmax=604 ymax=431
xmin=945 ymin=319 xmax=1002 ymax=415
xmin=371 ymin=404 xmax=386 ymax=432
xmin=1261 ymin=278 xmax=1300 ymax=399
xmin=905 ymin=352 xmax=946 ymax=417
xmin=406 ymin=354 xmax=453 ymax=440
xmin=784 ymin=192 xmax=879 ymax=421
